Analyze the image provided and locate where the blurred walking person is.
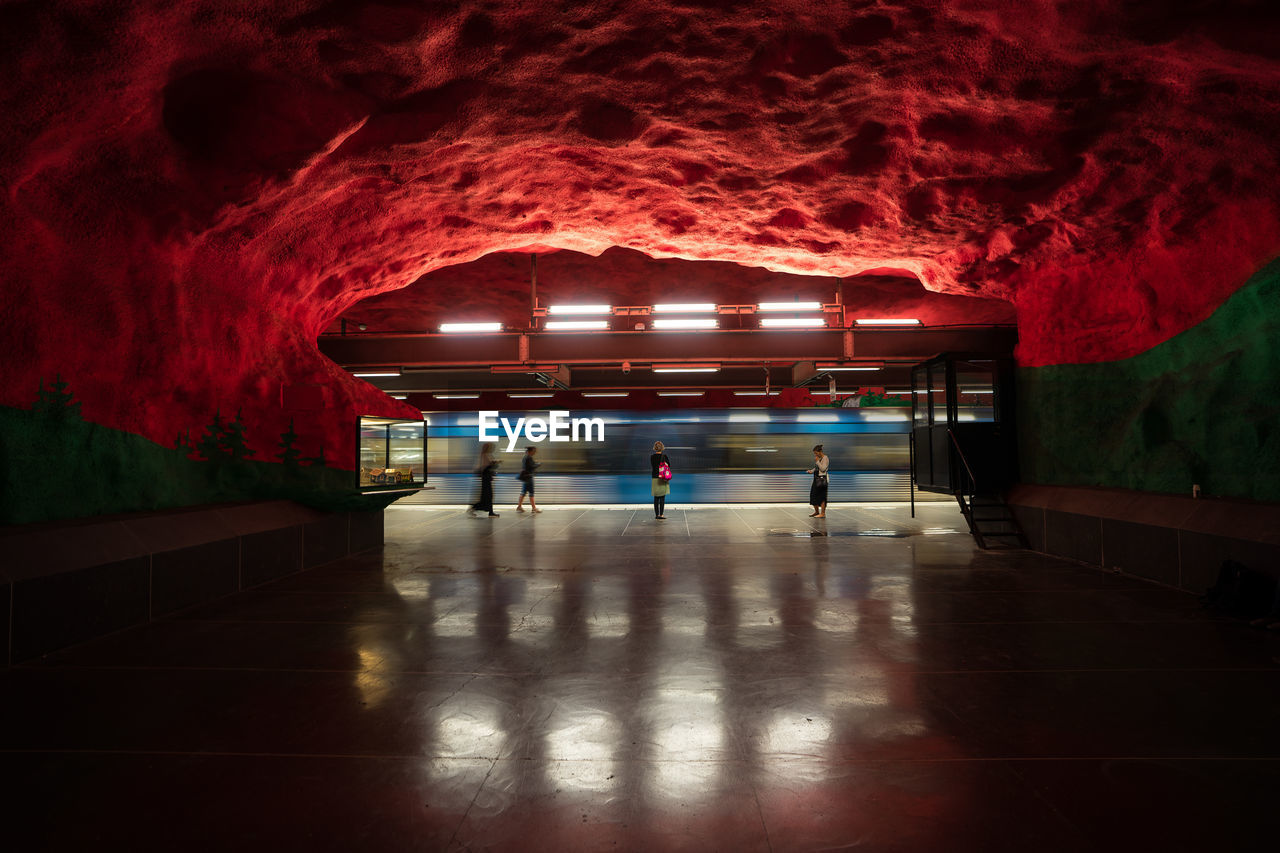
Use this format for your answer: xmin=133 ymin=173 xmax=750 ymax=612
xmin=515 ymin=446 xmax=541 ymax=513
xmin=468 ymin=443 xmax=500 ymax=517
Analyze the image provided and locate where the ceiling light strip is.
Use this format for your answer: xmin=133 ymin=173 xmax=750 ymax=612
xmin=652 ymin=303 xmax=717 ymax=313
xmin=652 ymin=318 xmax=718 ymax=329
xmin=757 ymin=301 xmax=822 ymax=312
xmin=439 ymin=322 xmax=502 ymax=333
xmin=545 ymin=320 xmax=609 ymax=331
xmin=759 ymin=317 xmax=826 ymax=328
xmin=547 ymin=304 xmax=612 ymax=315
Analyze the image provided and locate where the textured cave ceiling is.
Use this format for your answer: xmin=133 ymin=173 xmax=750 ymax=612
xmin=333 ymin=247 xmax=1017 ymax=333
xmin=2 ymin=0 xmax=1279 ymax=445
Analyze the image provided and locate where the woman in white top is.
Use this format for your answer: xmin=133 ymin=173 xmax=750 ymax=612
xmin=806 ymin=444 xmax=830 ymax=518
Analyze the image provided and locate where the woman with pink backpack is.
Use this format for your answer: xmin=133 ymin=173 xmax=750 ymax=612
xmin=650 ymin=441 xmax=672 ymax=519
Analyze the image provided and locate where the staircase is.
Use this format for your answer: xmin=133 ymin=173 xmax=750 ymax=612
xmin=956 ymin=492 xmax=1029 ymax=550
xmin=948 ymin=429 xmax=1030 ymax=550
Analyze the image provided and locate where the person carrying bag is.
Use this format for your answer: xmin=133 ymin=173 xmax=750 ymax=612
xmin=650 ymin=441 xmax=671 ymax=520
xmin=806 ymin=444 xmax=829 ymax=518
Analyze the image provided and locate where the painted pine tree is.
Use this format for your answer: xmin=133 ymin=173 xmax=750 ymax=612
xmin=196 ymin=411 xmax=229 ymax=461
xmin=277 ymin=418 xmax=302 ymax=469
xmin=223 ymin=409 xmax=256 ymax=461
xmin=34 ymin=374 xmax=82 ymax=420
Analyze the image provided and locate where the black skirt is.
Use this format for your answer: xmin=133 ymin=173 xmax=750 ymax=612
xmin=809 ymin=474 xmax=828 ymax=506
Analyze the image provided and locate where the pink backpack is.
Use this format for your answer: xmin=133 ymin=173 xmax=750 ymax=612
xmin=658 ymin=460 xmax=672 ymax=481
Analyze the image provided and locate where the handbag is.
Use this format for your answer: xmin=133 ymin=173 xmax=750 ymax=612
xmin=658 ymin=461 xmax=672 ymax=481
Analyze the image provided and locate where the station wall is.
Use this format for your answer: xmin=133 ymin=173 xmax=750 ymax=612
xmin=1017 ymin=258 xmax=1280 ymax=503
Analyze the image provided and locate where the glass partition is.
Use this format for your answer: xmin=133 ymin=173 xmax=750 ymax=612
xmin=912 ymin=365 xmax=929 ymax=427
xmin=953 ymin=359 xmax=996 ymax=423
xmin=359 ymin=416 xmax=427 ymax=489
xmin=929 ymin=362 xmax=948 ymax=425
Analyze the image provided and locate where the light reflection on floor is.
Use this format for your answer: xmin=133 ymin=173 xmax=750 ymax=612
xmin=11 ymin=502 xmax=1280 ymax=851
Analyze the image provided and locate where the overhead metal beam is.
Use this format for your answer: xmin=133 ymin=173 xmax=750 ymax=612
xmin=791 ymin=360 xmax=818 ymax=386
xmin=319 ymin=327 xmax=1016 ymax=369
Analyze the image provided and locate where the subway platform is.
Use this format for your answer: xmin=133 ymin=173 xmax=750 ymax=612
xmin=6 ymin=503 xmax=1280 ymax=851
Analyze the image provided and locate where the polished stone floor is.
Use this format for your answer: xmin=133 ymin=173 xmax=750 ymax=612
xmin=6 ymin=503 xmax=1280 ymax=851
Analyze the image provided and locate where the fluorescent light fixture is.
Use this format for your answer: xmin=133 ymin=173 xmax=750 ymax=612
xmin=653 ymin=303 xmax=716 ymax=313
xmin=757 ymin=302 xmax=822 ymax=311
xmin=352 ymin=371 xmax=400 ymax=377
xmin=439 ymin=322 xmax=502 ymax=333
xmin=545 ymin=320 xmax=609 ymax=331
xmin=821 ymin=366 xmax=881 ymax=372
xmin=960 ymin=388 xmax=994 ymax=394
xmin=733 ymin=390 xmax=780 ymax=396
xmin=760 ymin=317 xmax=825 ymax=328
xmin=433 ymin=394 xmax=480 ymax=399
xmin=582 ymin=392 xmax=629 ymax=397
xmin=548 ymin=304 xmax=612 ymax=315
xmin=809 ymin=390 xmax=832 ymax=395
xmin=652 ymin=318 xmax=718 ymax=330
xmin=507 ymin=393 xmax=554 ymax=398
xmin=657 ymin=391 xmax=704 ymax=396
xmin=855 ymin=318 xmax=921 ymax=326
xmin=744 ymin=448 xmax=778 ymax=452
xmin=390 ymin=395 xmax=407 ymax=400
xmin=652 ymin=366 xmax=719 ymax=373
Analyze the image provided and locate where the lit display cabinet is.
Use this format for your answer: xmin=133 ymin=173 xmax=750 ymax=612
xmin=358 ymin=416 xmax=427 ymax=490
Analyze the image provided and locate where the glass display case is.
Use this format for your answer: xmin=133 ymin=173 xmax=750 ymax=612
xmin=358 ymin=416 xmax=426 ymax=489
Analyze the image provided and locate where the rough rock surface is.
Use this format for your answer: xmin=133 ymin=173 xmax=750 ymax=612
xmin=336 ymin=247 xmax=1017 ymax=332
xmin=2 ymin=0 xmax=1279 ymax=459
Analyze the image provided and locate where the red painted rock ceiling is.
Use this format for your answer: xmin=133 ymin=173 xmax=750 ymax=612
xmin=335 ymin=247 xmax=1017 ymax=332
xmin=2 ymin=0 xmax=1279 ymax=458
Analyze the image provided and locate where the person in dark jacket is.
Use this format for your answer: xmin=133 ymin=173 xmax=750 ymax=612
xmin=515 ymin=446 xmax=541 ymax=513
xmin=468 ymin=443 xmax=500 ymax=517
xmin=650 ymin=441 xmax=671 ymax=519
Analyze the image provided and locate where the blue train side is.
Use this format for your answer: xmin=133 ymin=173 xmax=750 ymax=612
xmin=402 ymin=407 xmax=946 ymax=505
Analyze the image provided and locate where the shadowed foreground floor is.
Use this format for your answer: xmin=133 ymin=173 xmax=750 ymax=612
xmin=6 ymin=503 xmax=1280 ymax=851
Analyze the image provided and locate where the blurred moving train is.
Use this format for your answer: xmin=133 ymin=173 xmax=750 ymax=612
xmin=393 ymin=408 xmax=950 ymax=505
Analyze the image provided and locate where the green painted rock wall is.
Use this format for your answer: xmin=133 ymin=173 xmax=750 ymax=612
xmin=1018 ymin=259 xmax=1280 ymax=502
xmin=0 ymin=388 xmax=400 ymax=525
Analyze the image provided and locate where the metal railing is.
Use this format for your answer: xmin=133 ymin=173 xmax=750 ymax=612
xmin=948 ymin=428 xmax=978 ymax=500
